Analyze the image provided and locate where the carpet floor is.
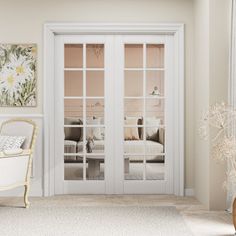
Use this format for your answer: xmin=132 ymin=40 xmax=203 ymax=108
xmin=0 ymin=206 xmax=193 ymax=236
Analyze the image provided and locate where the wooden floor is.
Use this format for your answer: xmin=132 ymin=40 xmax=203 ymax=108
xmin=0 ymin=195 xmax=234 ymax=236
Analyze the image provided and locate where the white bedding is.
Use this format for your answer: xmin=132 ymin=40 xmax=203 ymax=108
xmin=77 ymin=140 xmax=164 ymax=161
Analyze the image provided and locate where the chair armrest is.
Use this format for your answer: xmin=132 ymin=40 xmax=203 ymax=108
xmin=0 ymin=149 xmax=31 ymax=158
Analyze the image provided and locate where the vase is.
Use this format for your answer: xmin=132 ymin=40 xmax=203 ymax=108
xmin=233 ymin=198 xmax=236 ymax=234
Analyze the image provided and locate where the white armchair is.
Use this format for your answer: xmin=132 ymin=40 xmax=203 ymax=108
xmin=0 ymin=119 xmax=37 ymax=208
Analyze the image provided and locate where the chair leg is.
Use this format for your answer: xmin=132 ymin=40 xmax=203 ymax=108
xmin=24 ymin=184 xmax=30 ymax=208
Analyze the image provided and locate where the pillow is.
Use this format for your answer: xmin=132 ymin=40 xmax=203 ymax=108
xmin=158 ymin=128 xmax=165 ymax=146
xmin=124 ymin=117 xmax=139 ymax=140
xmin=126 ymin=117 xmax=143 ymax=139
xmin=146 ymin=117 xmax=161 ymax=141
xmin=96 ymin=117 xmax=104 ymax=125
xmin=64 ymin=117 xmax=82 ymax=142
xmin=0 ymin=136 xmax=25 ymax=151
xmin=138 ymin=118 xmax=143 ymax=139
xmin=86 ymin=118 xmax=103 ymax=140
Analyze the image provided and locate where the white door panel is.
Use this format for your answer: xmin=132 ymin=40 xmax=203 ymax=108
xmin=55 ymin=34 xmax=174 ymax=194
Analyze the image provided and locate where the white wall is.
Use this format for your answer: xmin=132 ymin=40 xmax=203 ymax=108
xmin=0 ymin=0 xmax=195 ymax=196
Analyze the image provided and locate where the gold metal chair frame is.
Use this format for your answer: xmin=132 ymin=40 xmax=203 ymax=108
xmin=0 ymin=118 xmax=37 ymax=208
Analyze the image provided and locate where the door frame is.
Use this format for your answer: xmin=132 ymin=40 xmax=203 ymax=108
xmin=43 ymin=23 xmax=184 ymax=197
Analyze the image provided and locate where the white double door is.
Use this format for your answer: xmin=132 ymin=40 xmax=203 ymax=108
xmin=55 ymin=34 xmax=174 ymax=194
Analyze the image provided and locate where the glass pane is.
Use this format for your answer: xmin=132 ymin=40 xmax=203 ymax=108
xmin=146 ymin=71 xmax=164 ymax=97
xmin=64 ymin=99 xmax=83 ymax=120
xmin=85 ymin=126 xmax=105 ymax=153
xmin=146 ymin=126 xmax=159 ymax=143
xmin=64 ymin=71 xmax=83 ymax=97
xmin=124 ymin=99 xmax=143 ymax=118
xmin=64 ymin=126 xmax=84 ymax=151
xmin=77 ymin=139 xmax=84 ymax=153
xmin=124 ymin=155 xmax=143 ymax=180
xmin=86 ymin=155 xmax=104 ymax=180
xmin=146 ymin=160 xmax=165 ymax=180
xmin=146 ymin=44 xmax=164 ymax=68
xmin=64 ymin=158 xmax=83 ymax=180
xmin=145 ymin=128 xmax=165 ymax=157
xmin=124 ymin=71 xmax=143 ymax=97
xmin=86 ymin=44 xmax=104 ymax=68
xmin=125 ymin=44 xmax=143 ymax=68
xmin=124 ymin=133 xmax=145 ymax=154
xmin=86 ymin=99 xmax=104 ymax=124
xmin=64 ymin=44 xmax=83 ymax=68
xmin=86 ymin=71 xmax=104 ymax=97
xmin=146 ymin=99 xmax=165 ymax=125
xmin=64 ymin=127 xmax=84 ymax=181
xmin=124 ymin=126 xmax=143 ymax=143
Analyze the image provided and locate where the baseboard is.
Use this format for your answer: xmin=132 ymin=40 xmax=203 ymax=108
xmin=184 ymin=188 xmax=195 ymax=196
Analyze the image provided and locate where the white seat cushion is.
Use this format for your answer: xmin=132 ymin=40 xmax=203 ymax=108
xmin=77 ymin=140 xmax=164 ymax=161
xmin=125 ymin=140 xmax=163 ymax=153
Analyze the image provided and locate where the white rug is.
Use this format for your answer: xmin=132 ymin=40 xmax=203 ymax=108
xmin=0 ymin=206 xmax=193 ymax=236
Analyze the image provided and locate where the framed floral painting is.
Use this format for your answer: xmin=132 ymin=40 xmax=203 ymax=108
xmin=0 ymin=44 xmax=37 ymax=106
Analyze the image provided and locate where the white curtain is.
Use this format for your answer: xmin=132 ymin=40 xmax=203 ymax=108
xmin=227 ymin=0 xmax=236 ymax=211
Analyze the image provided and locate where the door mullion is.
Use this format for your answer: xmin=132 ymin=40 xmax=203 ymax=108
xmin=114 ymin=35 xmax=125 ymax=194
xmin=143 ymin=43 xmax=147 ymax=181
xmin=82 ymin=43 xmax=86 ymax=181
xmin=104 ymin=36 xmax=116 ymax=194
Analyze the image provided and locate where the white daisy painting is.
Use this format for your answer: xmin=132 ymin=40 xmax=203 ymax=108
xmin=0 ymin=44 xmax=37 ymax=106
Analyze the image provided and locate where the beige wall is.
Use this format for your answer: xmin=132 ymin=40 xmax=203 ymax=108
xmin=0 ymin=0 xmax=195 ymax=191
xmin=209 ymin=0 xmax=231 ymax=210
xmin=193 ymin=0 xmax=210 ymax=208
xmin=194 ymin=0 xmax=231 ymax=210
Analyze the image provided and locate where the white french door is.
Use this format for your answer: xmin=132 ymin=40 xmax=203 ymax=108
xmin=55 ymin=34 xmax=174 ymax=194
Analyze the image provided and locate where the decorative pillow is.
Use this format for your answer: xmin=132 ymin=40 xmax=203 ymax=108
xmin=86 ymin=118 xmax=103 ymax=140
xmin=64 ymin=117 xmax=82 ymax=142
xmin=0 ymin=136 xmax=25 ymax=151
xmin=146 ymin=117 xmax=161 ymax=141
xmin=96 ymin=117 xmax=104 ymax=125
xmin=138 ymin=118 xmax=143 ymax=139
xmin=124 ymin=117 xmax=140 ymax=140
xmin=158 ymin=128 xmax=165 ymax=145
xmin=79 ymin=119 xmax=84 ymax=141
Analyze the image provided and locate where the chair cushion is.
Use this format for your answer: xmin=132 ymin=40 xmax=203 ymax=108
xmin=0 ymin=135 xmax=25 ymax=151
xmin=0 ymin=120 xmax=34 ymax=149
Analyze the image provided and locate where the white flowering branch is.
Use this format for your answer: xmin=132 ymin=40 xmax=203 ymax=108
xmin=199 ymin=102 xmax=236 ymax=189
